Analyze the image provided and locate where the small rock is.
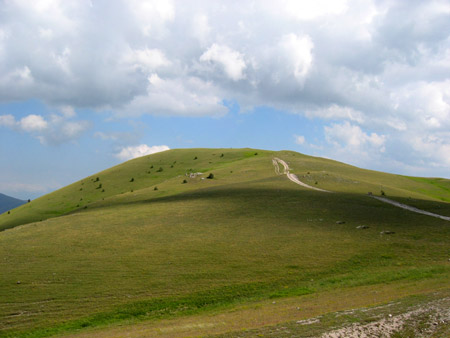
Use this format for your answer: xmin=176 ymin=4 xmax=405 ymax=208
xmin=336 ymin=221 xmax=345 ymax=224
xmin=16 ymin=281 xmax=21 ymax=284
xmin=356 ymin=225 xmax=369 ymax=229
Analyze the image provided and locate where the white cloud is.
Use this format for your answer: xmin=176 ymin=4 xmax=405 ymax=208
xmin=119 ymin=73 xmax=227 ymax=117
xmin=19 ymin=114 xmax=48 ymax=132
xmin=0 ymin=0 xmax=450 ymax=175
xmin=115 ymin=144 xmax=170 ymax=161
xmin=200 ymin=43 xmax=247 ymax=81
xmin=306 ymin=105 xmax=364 ymax=123
xmin=324 ymin=122 xmax=386 ymax=165
xmin=0 ymin=114 xmax=16 ymax=128
xmin=294 ymin=135 xmax=305 ymax=145
xmin=284 ymin=0 xmax=349 ymax=21
xmin=123 ymin=48 xmax=170 ymax=72
xmin=0 ymin=110 xmax=90 ymax=145
xmin=279 ymin=34 xmax=314 ymax=81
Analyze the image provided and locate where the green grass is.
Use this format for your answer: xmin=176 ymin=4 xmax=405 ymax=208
xmin=0 ymin=148 xmax=449 ymax=337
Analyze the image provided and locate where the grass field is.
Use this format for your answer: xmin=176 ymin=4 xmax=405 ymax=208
xmin=0 ymin=149 xmax=449 ymax=337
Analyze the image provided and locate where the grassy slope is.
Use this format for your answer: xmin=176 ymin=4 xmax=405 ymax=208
xmin=0 ymin=148 xmax=449 ymax=337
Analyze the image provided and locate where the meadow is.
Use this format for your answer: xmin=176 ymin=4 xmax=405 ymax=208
xmin=0 ymin=149 xmax=449 ymax=337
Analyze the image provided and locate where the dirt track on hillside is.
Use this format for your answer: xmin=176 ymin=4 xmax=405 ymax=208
xmin=272 ymin=158 xmax=331 ymax=193
xmin=370 ymin=195 xmax=450 ymax=221
xmin=272 ymin=157 xmax=450 ymax=221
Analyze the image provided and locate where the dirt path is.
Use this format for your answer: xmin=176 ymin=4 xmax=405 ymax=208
xmin=273 ymin=157 xmax=450 ymax=221
xmin=370 ymin=195 xmax=450 ymax=221
xmin=272 ymin=158 xmax=331 ymax=193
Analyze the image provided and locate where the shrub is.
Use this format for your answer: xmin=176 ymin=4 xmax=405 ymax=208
xmin=156 ymin=167 xmax=163 ymax=172
xmin=170 ymin=165 xmax=173 ymax=168
xmin=130 ymin=178 xmax=134 ymax=182
xmin=194 ymin=156 xmax=198 ymax=160
xmin=182 ymin=179 xmax=187 ymax=184
xmin=27 ymin=199 xmax=31 ymax=203
xmin=96 ymin=183 xmax=102 ymax=189
xmin=101 ymin=189 xmax=105 ymax=192
xmin=381 ymin=190 xmax=386 ymax=196
xmin=254 ymin=152 xmax=258 ymax=155
xmin=95 ymin=177 xmax=99 ymax=182
xmin=207 ymin=173 xmax=214 ymax=179
xmin=315 ymin=181 xmax=318 ymax=185
xmin=220 ymin=153 xmax=224 ymax=157
xmin=154 ymin=186 xmax=158 ymax=191
xmin=7 ymin=211 xmax=10 ymax=214
xmin=150 ymin=165 xmax=154 ymax=169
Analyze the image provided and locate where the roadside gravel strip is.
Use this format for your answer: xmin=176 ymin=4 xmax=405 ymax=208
xmin=370 ymin=195 xmax=450 ymax=221
xmin=272 ymin=158 xmax=331 ymax=193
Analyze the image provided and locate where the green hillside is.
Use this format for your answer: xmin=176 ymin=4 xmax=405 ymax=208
xmin=0 ymin=148 xmax=449 ymax=338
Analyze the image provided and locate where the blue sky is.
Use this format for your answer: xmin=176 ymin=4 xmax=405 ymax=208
xmin=1 ymin=0 xmax=450 ymax=199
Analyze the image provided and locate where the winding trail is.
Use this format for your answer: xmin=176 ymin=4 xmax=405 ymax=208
xmin=272 ymin=158 xmax=331 ymax=193
xmin=370 ymin=195 xmax=450 ymax=221
xmin=272 ymin=157 xmax=450 ymax=221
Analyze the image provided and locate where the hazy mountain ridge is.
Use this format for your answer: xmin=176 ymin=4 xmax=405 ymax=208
xmin=0 ymin=193 xmax=26 ymax=214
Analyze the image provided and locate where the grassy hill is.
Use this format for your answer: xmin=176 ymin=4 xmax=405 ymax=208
xmin=0 ymin=148 xmax=449 ymax=337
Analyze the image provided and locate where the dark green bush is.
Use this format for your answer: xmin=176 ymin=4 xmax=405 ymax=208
xmin=207 ymin=173 xmax=214 ymax=179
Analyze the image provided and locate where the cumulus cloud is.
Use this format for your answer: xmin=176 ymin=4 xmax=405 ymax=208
xmin=0 ymin=0 xmax=450 ymax=173
xmin=0 ymin=108 xmax=90 ymax=145
xmin=115 ymin=144 xmax=170 ymax=161
xmin=324 ymin=122 xmax=386 ymax=165
xmin=200 ymin=44 xmax=247 ymax=81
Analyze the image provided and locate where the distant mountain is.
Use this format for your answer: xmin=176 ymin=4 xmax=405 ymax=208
xmin=0 ymin=193 xmax=26 ymax=214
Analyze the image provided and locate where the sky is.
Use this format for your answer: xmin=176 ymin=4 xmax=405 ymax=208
xmin=0 ymin=0 xmax=450 ymax=200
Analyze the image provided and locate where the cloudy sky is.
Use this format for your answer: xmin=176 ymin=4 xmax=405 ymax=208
xmin=1 ymin=0 xmax=450 ymax=199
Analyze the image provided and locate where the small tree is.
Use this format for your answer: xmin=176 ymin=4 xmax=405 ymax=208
xmin=220 ymin=153 xmax=224 ymax=157
xmin=130 ymin=178 xmax=134 ymax=182
xmin=254 ymin=152 xmax=258 ymax=156
xmin=182 ymin=179 xmax=187 ymax=184
xmin=150 ymin=165 xmax=154 ymax=169
xmin=156 ymin=167 xmax=163 ymax=172
xmin=194 ymin=156 xmax=198 ymax=160
xmin=207 ymin=173 xmax=214 ymax=179
xmin=95 ymin=177 xmax=99 ymax=182
xmin=27 ymin=199 xmax=31 ymax=203
xmin=154 ymin=186 xmax=158 ymax=191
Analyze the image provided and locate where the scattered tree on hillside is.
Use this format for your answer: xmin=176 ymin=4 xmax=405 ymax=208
xmin=130 ymin=178 xmax=134 ymax=182
xmin=95 ymin=177 xmax=99 ymax=182
xmin=207 ymin=173 xmax=214 ymax=179
xmin=154 ymin=186 xmax=158 ymax=191
xmin=194 ymin=156 xmax=198 ymax=160
xmin=156 ymin=167 xmax=163 ymax=172
xmin=96 ymin=184 xmax=102 ymax=189
xmin=182 ymin=179 xmax=187 ymax=184
xmin=27 ymin=199 xmax=31 ymax=203
xmin=220 ymin=153 xmax=224 ymax=157
xmin=254 ymin=152 xmax=258 ymax=155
